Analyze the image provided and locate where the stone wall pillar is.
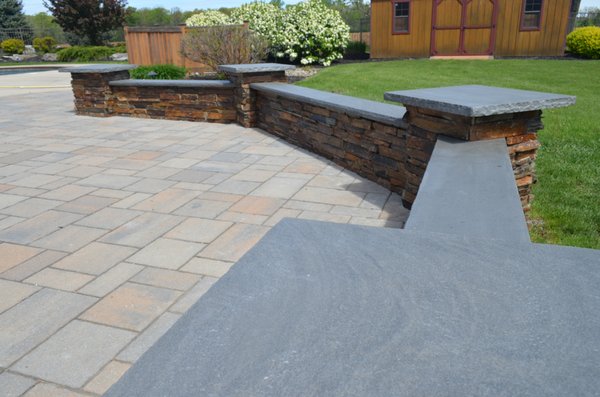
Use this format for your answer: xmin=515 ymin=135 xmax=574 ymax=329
xmin=385 ymin=86 xmax=575 ymax=210
xmin=61 ymin=65 xmax=136 ymax=117
xmin=219 ymin=64 xmax=294 ymax=128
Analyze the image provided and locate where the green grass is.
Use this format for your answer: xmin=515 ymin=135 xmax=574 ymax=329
xmin=298 ymin=59 xmax=600 ymax=249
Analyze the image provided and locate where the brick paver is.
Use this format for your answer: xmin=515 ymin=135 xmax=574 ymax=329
xmin=0 ymin=71 xmax=408 ymax=395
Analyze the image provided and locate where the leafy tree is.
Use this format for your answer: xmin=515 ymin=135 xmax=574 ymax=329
xmin=25 ymin=12 xmax=65 ymax=41
xmin=0 ymin=0 xmax=28 ymax=30
xmin=43 ymin=0 xmax=128 ymax=45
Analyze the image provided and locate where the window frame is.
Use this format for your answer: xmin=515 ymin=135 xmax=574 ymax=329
xmin=520 ymin=0 xmax=543 ymax=31
xmin=391 ymin=0 xmax=411 ymax=35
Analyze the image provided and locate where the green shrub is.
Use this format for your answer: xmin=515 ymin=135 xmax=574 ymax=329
xmin=33 ymin=36 xmax=58 ymax=53
xmin=1 ymin=38 xmax=25 ymax=55
xmin=130 ymin=64 xmax=187 ymax=80
xmin=567 ymin=26 xmax=600 ymax=59
xmin=111 ymin=44 xmax=127 ymax=53
xmin=345 ymin=40 xmax=366 ymax=54
xmin=56 ymin=46 xmax=114 ymax=62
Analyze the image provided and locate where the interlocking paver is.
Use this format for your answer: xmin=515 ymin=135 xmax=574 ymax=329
xmin=116 ymin=311 xmax=180 ymax=363
xmin=24 ymin=268 xmax=94 ymax=291
xmin=78 ymin=262 xmax=143 ymax=297
xmin=0 ymin=288 xmax=96 ymax=367
xmin=181 ymin=257 xmax=234 ymax=277
xmin=128 ymin=238 xmax=204 ymax=269
xmin=165 ymin=218 xmax=232 ymax=243
xmin=100 ymin=212 xmax=183 ymax=248
xmin=0 ymin=371 xmax=37 ymax=397
xmin=0 ymin=279 xmax=39 ymax=314
xmin=0 ymin=250 xmax=66 ymax=281
xmin=0 ymin=243 xmax=42 ymax=273
xmin=0 ymin=210 xmax=83 ymax=245
xmin=0 ymin=74 xmax=409 ymax=395
xmin=84 ymin=360 xmax=131 ymax=395
xmin=80 ymin=282 xmax=181 ymax=331
xmin=31 ymin=225 xmax=106 ymax=253
xmin=12 ymin=320 xmax=135 ymax=388
xmin=201 ymin=223 xmax=270 ymax=262
xmin=22 ymin=383 xmax=89 ymax=397
xmin=131 ymin=267 xmax=201 ymax=291
xmin=52 ymin=242 xmax=136 ymax=275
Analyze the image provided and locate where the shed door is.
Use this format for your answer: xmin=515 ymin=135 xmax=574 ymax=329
xmin=431 ymin=0 xmax=498 ymax=56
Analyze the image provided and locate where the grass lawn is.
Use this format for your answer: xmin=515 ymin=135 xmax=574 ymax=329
xmin=298 ymin=59 xmax=600 ymax=249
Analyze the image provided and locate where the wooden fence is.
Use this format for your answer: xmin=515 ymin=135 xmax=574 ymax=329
xmin=350 ymin=32 xmax=370 ymax=45
xmin=124 ymin=26 xmax=210 ymax=72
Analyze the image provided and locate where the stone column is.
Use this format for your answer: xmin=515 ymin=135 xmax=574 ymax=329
xmin=61 ymin=65 xmax=136 ymax=117
xmin=219 ymin=64 xmax=295 ymax=128
xmin=384 ymin=85 xmax=575 ymax=210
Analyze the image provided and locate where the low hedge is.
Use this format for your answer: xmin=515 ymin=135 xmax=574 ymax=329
xmin=130 ymin=64 xmax=187 ymax=80
xmin=567 ymin=26 xmax=600 ymax=59
xmin=1 ymin=38 xmax=25 ymax=55
xmin=56 ymin=46 xmax=120 ymax=62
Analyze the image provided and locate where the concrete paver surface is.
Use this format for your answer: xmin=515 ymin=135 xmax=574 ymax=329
xmin=0 ymin=70 xmax=408 ymax=395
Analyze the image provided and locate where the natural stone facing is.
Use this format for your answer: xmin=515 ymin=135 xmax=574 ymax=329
xmin=384 ymin=85 xmax=576 ymax=117
xmin=218 ymin=63 xmax=295 ymax=74
xmin=251 ymin=83 xmax=407 ymax=128
xmin=255 ymin=90 xmax=409 ymax=199
xmin=60 ymin=64 xmax=137 ymax=74
xmin=109 ymin=84 xmax=236 ymax=123
xmin=110 ymin=79 xmax=234 ymax=88
xmin=401 ymin=105 xmax=544 ymax=209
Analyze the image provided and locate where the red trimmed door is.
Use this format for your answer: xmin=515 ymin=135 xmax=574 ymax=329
xmin=430 ymin=0 xmax=498 ymax=56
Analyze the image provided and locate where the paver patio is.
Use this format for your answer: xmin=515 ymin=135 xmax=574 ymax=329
xmin=0 ymin=71 xmax=408 ymax=396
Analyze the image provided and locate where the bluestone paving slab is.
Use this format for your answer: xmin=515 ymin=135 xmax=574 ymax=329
xmin=127 ymin=238 xmax=205 ymax=269
xmin=12 ymin=320 xmax=135 ymax=388
xmin=24 ymin=268 xmax=94 ymax=291
xmin=405 ymin=137 xmax=530 ymax=242
xmin=31 ymin=225 xmax=106 ymax=252
xmin=78 ymin=262 xmax=144 ymax=297
xmin=52 ymin=242 xmax=136 ymax=275
xmin=131 ymin=267 xmax=201 ymax=291
xmin=384 ymin=84 xmax=576 ymax=117
xmin=0 ymin=289 xmax=96 ymax=367
xmin=99 ymin=213 xmax=184 ymax=248
xmin=23 ymin=382 xmax=90 ymax=397
xmin=0 ymin=250 xmax=67 ymax=282
xmin=84 ymin=360 xmax=131 ymax=395
xmin=168 ymin=276 xmax=218 ymax=314
xmin=0 ymin=243 xmax=42 ymax=273
xmin=60 ymin=64 xmax=136 ymax=73
xmin=164 ymin=218 xmax=233 ymax=243
xmin=106 ymin=219 xmax=600 ymax=397
xmin=0 ymin=210 xmax=83 ymax=245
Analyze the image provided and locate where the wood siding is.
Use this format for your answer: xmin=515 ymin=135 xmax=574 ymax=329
xmin=370 ymin=0 xmax=572 ymax=58
xmin=124 ymin=26 xmax=209 ymax=72
xmin=371 ymin=0 xmax=433 ymax=58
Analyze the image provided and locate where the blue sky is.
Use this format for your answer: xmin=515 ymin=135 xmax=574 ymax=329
xmin=21 ymin=0 xmax=600 ymax=15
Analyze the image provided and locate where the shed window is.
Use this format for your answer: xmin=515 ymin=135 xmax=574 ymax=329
xmin=393 ymin=0 xmax=410 ymax=34
xmin=521 ymin=0 xmax=542 ymax=30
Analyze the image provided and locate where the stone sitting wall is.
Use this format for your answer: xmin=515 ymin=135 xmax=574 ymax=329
xmin=62 ymin=65 xmax=575 ymax=212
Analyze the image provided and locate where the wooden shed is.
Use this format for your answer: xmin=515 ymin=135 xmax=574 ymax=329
xmin=370 ymin=0 xmax=577 ymax=58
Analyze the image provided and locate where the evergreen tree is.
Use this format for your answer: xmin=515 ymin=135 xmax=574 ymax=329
xmin=0 ymin=0 xmax=29 ymax=30
xmin=44 ymin=0 xmax=128 ymax=45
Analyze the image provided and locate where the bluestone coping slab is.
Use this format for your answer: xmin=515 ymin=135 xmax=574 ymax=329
xmin=109 ymin=79 xmax=234 ymax=88
xmin=60 ymin=64 xmax=137 ymax=74
xmin=405 ymin=136 xmax=530 ymax=242
xmin=384 ymin=84 xmax=576 ymax=117
xmin=219 ymin=63 xmax=296 ymax=73
xmin=251 ymin=82 xmax=407 ymax=128
xmin=105 ymin=219 xmax=600 ymax=397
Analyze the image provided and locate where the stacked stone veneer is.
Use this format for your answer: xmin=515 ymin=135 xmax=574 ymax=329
xmin=402 ymin=106 xmax=543 ymax=209
xmin=109 ymin=81 xmax=236 ymax=123
xmin=69 ymin=68 xmax=133 ymax=117
xmin=64 ymin=66 xmax=574 ymax=212
xmin=253 ymin=85 xmax=409 ymax=199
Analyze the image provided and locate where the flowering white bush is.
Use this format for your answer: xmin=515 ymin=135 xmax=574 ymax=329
xmin=185 ymin=10 xmax=231 ymax=27
xmin=186 ymin=1 xmax=350 ymax=66
xmin=279 ymin=0 xmax=350 ymax=66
